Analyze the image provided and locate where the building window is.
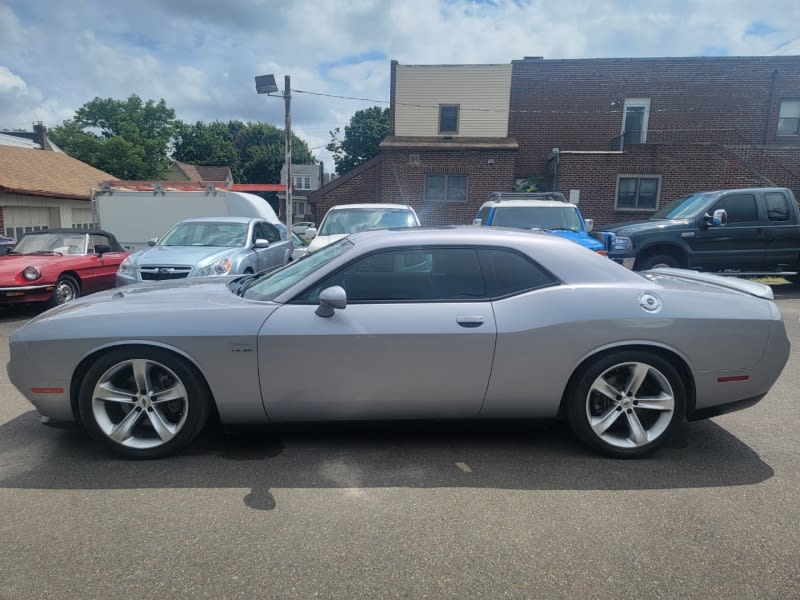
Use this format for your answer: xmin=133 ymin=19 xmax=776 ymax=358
xmin=616 ymin=175 xmax=660 ymax=210
xmin=778 ymin=100 xmax=800 ymax=136
xmin=439 ymin=105 xmax=459 ymax=134
xmin=425 ymin=174 xmax=468 ymax=202
xmin=292 ymin=176 xmax=312 ymax=190
xmin=621 ymin=99 xmax=651 ymax=147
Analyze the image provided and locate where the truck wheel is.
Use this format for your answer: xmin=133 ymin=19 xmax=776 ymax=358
xmin=636 ymin=253 xmax=680 ymax=270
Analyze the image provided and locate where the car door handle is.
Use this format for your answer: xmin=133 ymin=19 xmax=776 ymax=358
xmin=456 ymin=316 xmax=485 ymax=328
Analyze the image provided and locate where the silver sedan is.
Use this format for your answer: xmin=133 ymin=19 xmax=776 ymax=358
xmin=7 ymin=227 xmax=789 ymax=459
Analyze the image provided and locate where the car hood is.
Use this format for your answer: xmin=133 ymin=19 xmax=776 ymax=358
xmin=602 ymin=219 xmax=692 ymax=236
xmin=0 ymin=254 xmax=81 ymax=277
xmin=130 ymin=245 xmax=239 ymax=266
xmin=307 ymin=234 xmax=347 ymax=252
xmin=540 ymin=229 xmax=604 ymax=250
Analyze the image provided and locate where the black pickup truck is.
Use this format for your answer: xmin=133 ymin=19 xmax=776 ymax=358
xmin=602 ymin=187 xmax=800 ymax=280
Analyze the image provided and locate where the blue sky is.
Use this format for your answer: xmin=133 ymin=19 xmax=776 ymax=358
xmin=1 ymin=0 xmax=799 ymax=171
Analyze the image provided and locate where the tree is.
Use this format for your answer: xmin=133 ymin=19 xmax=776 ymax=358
xmin=173 ymin=120 xmax=315 ymax=183
xmin=49 ymin=95 xmax=178 ymax=180
xmin=327 ymin=106 xmax=390 ymax=175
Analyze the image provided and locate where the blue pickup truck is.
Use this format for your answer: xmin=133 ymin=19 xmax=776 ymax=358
xmin=473 ymin=192 xmax=607 ymax=254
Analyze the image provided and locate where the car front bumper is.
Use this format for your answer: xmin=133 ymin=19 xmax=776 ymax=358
xmin=0 ymin=283 xmax=55 ymax=303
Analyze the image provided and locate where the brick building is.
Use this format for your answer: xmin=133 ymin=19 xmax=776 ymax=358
xmin=310 ymin=55 xmax=800 ymax=228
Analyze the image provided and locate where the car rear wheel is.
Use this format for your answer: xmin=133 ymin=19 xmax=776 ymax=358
xmin=78 ymin=347 xmax=211 ymax=459
xmin=48 ymin=274 xmax=80 ymax=307
xmin=566 ymin=350 xmax=686 ymax=458
xmin=635 ymin=253 xmax=680 ymax=270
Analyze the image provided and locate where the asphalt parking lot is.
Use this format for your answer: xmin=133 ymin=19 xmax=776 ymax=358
xmin=1 ymin=288 xmax=799 ymax=599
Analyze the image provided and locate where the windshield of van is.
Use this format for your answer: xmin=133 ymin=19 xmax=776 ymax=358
xmin=650 ymin=193 xmax=716 ymax=220
xmin=318 ymin=208 xmax=417 ymax=235
xmin=492 ymin=206 xmax=584 ymax=232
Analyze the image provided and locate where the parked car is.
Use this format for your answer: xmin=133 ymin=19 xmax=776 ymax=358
xmin=0 ymin=229 xmax=129 ymax=307
xmin=474 ymin=192 xmax=607 ymax=254
xmin=305 ymin=203 xmax=420 ymax=252
xmin=116 ymin=217 xmax=292 ymax=285
xmin=276 ymin=223 xmax=309 ymax=261
xmin=292 ymin=221 xmax=315 ymax=237
xmin=8 ymin=227 xmax=789 ymax=459
xmin=0 ymin=234 xmax=16 ymax=255
xmin=601 ymin=187 xmax=800 ymax=275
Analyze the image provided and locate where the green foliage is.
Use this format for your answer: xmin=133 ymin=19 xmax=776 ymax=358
xmin=326 ymin=106 xmax=390 ymax=175
xmin=513 ymin=176 xmax=545 ymax=193
xmin=49 ymin=95 xmax=177 ymax=179
xmin=173 ymin=121 xmax=315 ymax=183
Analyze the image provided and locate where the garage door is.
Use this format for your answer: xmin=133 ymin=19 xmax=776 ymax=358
xmin=72 ymin=207 xmax=95 ymax=229
xmin=3 ymin=206 xmax=53 ymax=240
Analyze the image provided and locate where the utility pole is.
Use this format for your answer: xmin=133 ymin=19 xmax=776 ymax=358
xmin=284 ymin=75 xmax=292 ymax=234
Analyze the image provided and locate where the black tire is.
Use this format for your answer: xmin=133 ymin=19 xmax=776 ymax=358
xmin=566 ymin=350 xmax=686 ymax=458
xmin=48 ymin=274 xmax=80 ymax=308
xmin=635 ymin=253 xmax=681 ymax=270
xmin=78 ymin=347 xmax=211 ymax=459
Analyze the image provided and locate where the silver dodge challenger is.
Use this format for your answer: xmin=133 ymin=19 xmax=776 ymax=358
xmin=7 ymin=227 xmax=790 ymax=459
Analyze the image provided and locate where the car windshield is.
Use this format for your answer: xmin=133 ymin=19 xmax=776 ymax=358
xmin=492 ymin=206 xmax=584 ymax=232
xmin=13 ymin=232 xmax=87 ymax=255
xmin=650 ymin=193 xmax=716 ymax=220
xmin=240 ymin=238 xmax=354 ymax=301
xmin=159 ymin=222 xmax=248 ymax=247
xmin=318 ymin=208 xmax=417 ymax=235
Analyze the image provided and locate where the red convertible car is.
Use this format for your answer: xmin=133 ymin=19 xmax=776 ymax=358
xmin=0 ymin=229 xmax=129 ymax=307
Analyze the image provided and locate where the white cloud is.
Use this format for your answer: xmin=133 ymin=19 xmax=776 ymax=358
xmin=2 ymin=0 xmax=799 ymax=173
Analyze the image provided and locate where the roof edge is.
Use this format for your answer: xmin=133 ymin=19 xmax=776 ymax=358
xmin=308 ymin=155 xmax=382 ymax=201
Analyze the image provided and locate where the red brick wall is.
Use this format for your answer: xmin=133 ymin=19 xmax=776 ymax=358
xmin=314 ymin=160 xmax=382 ymax=224
xmin=379 ymin=148 xmax=517 ymax=225
xmin=510 ymin=56 xmax=800 ymax=179
xmin=556 ymin=144 xmax=775 ymax=228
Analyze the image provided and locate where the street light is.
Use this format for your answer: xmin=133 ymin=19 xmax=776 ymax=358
xmin=255 ymin=73 xmax=292 ymax=236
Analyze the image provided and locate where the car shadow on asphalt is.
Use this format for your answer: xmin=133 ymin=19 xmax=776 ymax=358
xmin=0 ymin=410 xmax=773 ymax=510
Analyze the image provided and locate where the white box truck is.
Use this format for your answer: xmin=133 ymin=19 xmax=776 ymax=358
xmin=92 ymin=183 xmax=281 ymax=251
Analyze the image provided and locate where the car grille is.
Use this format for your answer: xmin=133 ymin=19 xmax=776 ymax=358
xmin=139 ymin=266 xmax=192 ymax=281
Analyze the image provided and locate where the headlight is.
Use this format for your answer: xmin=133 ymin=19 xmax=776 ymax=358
xmin=613 ymin=236 xmax=633 ymax=251
xmin=118 ymin=256 xmax=134 ymax=276
xmin=196 ymin=258 xmax=233 ymax=277
xmin=23 ymin=266 xmax=41 ymax=281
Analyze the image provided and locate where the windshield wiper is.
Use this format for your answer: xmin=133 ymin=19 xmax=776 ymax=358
xmin=230 ymin=273 xmax=260 ymax=296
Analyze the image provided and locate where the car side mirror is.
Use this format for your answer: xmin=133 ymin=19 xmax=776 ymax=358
xmin=703 ymin=209 xmax=728 ymax=228
xmin=304 ymin=227 xmax=317 ymax=240
xmin=94 ymin=244 xmax=111 ymax=255
xmin=254 ymin=238 xmax=270 ymax=248
xmin=584 ymin=218 xmax=594 ymax=232
xmin=147 ymin=238 xmax=158 ymax=247
xmin=472 ymin=218 xmax=482 ymax=226
xmin=315 ymin=285 xmax=347 ymax=317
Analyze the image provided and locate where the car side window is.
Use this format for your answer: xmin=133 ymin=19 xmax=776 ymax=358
xmin=713 ymin=194 xmax=759 ymax=223
xmin=764 ymin=192 xmax=790 ymax=222
xmin=88 ymin=234 xmax=110 ymax=253
xmin=262 ymin=223 xmax=281 ymax=243
xmin=478 ymin=249 xmax=558 ymax=298
xmin=295 ymin=247 xmax=486 ymax=303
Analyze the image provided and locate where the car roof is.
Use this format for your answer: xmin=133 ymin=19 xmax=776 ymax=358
xmin=22 ymin=228 xmax=117 ymax=236
xmin=481 ymin=200 xmax=578 ymax=209
xmin=177 ymin=216 xmax=261 ymax=224
xmin=326 ymin=203 xmax=417 ymax=211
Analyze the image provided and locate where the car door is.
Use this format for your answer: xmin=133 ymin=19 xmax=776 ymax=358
xmin=257 ymin=247 xmax=498 ymax=422
xmin=761 ymin=190 xmax=800 ymax=268
xmin=686 ymin=192 xmax=767 ymax=271
xmin=251 ymin=221 xmax=280 ymax=272
xmin=76 ymin=234 xmax=126 ymax=294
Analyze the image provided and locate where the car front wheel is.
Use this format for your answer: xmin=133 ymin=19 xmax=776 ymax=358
xmin=48 ymin=274 xmax=80 ymax=307
xmin=78 ymin=347 xmax=211 ymax=459
xmin=566 ymin=350 xmax=686 ymax=458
